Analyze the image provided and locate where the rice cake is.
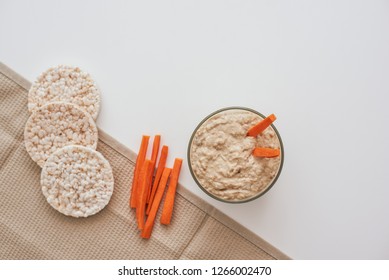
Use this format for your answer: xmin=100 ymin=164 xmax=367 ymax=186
xmin=28 ymin=65 xmax=101 ymax=120
xmin=24 ymin=102 xmax=98 ymax=167
xmin=41 ymin=145 xmax=114 ymax=218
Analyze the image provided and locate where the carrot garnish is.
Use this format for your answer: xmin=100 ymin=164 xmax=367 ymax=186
xmin=146 ymin=145 xmax=168 ymax=215
xmin=252 ymin=147 xmax=280 ymax=158
xmin=141 ymin=167 xmax=172 ymax=239
xmin=247 ymin=114 xmax=276 ymax=137
xmin=146 ymin=135 xmax=161 ymax=204
xmin=160 ymin=158 xmax=183 ymax=225
xmin=136 ymin=160 xmax=154 ymax=230
xmin=130 ymin=135 xmax=150 ymax=208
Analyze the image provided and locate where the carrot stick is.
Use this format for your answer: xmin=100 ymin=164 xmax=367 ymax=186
xmin=141 ymin=167 xmax=172 ymax=239
xmin=146 ymin=145 xmax=168 ymax=215
xmin=150 ymin=135 xmax=161 ymax=164
xmin=247 ymin=114 xmax=276 ymax=137
xmin=160 ymin=158 xmax=183 ymax=225
xmin=146 ymin=135 xmax=161 ymax=204
xmin=136 ymin=160 xmax=154 ymax=230
xmin=130 ymin=135 xmax=150 ymax=208
xmin=252 ymin=147 xmax=280 ymax=158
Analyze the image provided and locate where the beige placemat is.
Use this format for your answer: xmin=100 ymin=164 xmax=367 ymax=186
xmin=0 ymin=62 xmax=290 ymax=260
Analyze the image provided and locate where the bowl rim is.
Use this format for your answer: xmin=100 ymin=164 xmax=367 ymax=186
xmin=187 ymin=106 xmax=284 ymax=204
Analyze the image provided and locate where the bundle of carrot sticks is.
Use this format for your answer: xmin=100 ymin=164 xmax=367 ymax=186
xmin=248 ymin=113 xmax=281 ymax=158
xmin=129 ymin=135 xmax=183 ymax=239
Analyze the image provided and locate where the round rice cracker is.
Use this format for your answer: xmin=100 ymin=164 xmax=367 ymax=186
xmin=28 ymin=65 xmax=101 ymax=120
xmin=24 ymin=102 xmax=98 ymax=168
xmin=41 ymin=145 xmax=114 ymax=218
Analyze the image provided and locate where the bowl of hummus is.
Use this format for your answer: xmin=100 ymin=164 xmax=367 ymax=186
xmin=188 ymin=107 xmax=284 ymax=203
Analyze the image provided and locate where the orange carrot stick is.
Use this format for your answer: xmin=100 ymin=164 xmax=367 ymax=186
xmin=160 ymin=158 xmax=183 ymax=225
xmin=247 ymin=114 xmax=276 ymax=137
xmin=146 ymin=135 xmax=161 ymax=204
xmin=146 ymin=145 xmax=168 ymax=215
xmin=136 ymin=160 xmax=154 ymax=230
xmin=141 ymin=167 xmax=172 ymax=239
xmin=252 ymin=147 xmax=280 ymax=158
xmin=130 ymin=135 xmax=150 ymax=208
xmin=150 ymin=135 xmax=161 ymax=164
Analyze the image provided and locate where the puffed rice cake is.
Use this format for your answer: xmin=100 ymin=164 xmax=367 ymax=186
xmin=24 ymin=102 xmax=98 ymax=167
xmin=41 ymin=145 xmax=114 ymax=218
xmin=28 ymin=65 xmax=101 ymax=120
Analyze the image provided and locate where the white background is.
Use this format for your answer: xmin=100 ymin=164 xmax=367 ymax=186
xmin=1 ymin=0 xmax=389 ymax=259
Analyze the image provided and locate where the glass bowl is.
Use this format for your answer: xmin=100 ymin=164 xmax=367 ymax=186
xmin=187 ymin=107 xmax=284 ymax=203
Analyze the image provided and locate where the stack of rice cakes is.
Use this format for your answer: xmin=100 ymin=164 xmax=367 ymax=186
xmin=24 ymin=65 xmax=114 ymax=218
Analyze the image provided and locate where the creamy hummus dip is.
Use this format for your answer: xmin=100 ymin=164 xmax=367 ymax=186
xmin=189 ymin=108 xmax=282 ymax=202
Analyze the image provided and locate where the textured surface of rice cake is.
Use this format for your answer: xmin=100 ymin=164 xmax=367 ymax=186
xmin=24 ymin=102 xmax=98 ymax=167
xmin=41 ymin=145 xmax=114 ymax=218
xmin=28 ymin=65 xmax=101 ymax=120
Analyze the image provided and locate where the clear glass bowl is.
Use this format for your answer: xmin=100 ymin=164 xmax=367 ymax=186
xmin=187 ymin=107 xmax=284 ymax=203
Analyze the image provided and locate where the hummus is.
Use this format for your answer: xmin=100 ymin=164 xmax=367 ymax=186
xmin=189 ymin=108 xmax=282 ymax=202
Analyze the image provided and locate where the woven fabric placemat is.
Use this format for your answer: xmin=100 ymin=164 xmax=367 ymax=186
xmin=0 ymin=62 xmax=290 ymax=260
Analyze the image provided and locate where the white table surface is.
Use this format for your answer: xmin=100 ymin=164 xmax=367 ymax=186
xmin=1 ymin=0 xmax=389 ymax=260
